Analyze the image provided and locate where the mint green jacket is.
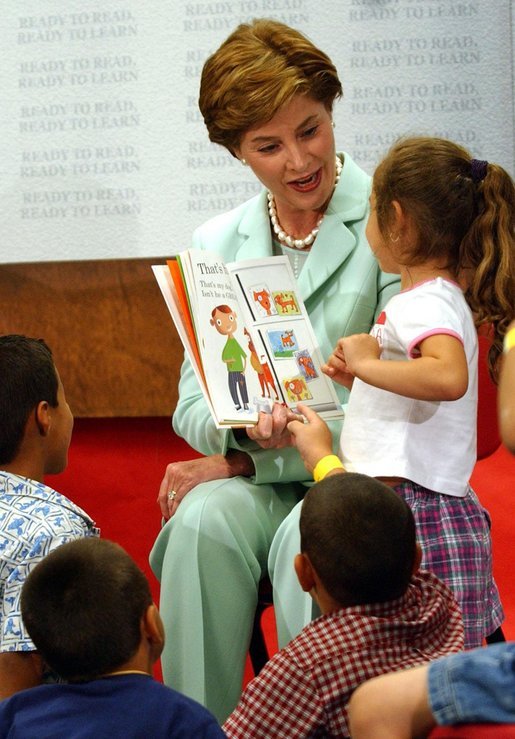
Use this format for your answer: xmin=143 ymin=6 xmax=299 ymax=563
xmin=173 ymin=153 xmax=400 ymax=484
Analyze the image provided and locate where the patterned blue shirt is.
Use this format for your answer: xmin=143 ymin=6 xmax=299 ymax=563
xmin=0 ymin=472 xmax=99 ymax=652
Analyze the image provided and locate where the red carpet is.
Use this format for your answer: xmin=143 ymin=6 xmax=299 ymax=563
xmin=47 ymin=418 xmax=186 ymax=603
xmin=46 ymin=417 xmax=515 ymax=684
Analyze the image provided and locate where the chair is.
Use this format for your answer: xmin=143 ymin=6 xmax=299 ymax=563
xmin=248 ymin=578 xmax=273 ymax=675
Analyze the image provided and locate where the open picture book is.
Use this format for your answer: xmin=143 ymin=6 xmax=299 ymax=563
xmin=153 ymin=249 xmax=343 ymax=428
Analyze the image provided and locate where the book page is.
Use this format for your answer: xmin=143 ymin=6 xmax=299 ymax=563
xmin=226 ymin=256 xmax=343 ymax=421
xmin=152 ymin=264 xmax=216 ymax=423
xmin=154 ymin=256 xmax=257 ymax=427
xmin=176 ymin=250 xmax=260 ymax=426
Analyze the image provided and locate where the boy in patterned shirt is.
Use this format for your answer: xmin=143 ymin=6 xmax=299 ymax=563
xmin=0 ymin=335 xmax=99 ymax=698
xmin=224 ymin=473 xmax=464 ymax=738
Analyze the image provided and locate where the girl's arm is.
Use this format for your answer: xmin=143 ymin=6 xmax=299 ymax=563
xmin=341 ymin=333 xmax=469 ymax=401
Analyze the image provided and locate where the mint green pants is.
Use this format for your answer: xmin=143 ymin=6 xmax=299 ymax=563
xmin=149 ymin=476 xmax=303 ymax=723
xmin=268 ymin=498 xmax=321 ymax=648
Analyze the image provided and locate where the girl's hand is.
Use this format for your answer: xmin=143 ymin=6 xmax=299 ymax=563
xmin=322 ymin=337 xmax=355 ymax=389
xmin=287 ymin=403 xmax=333 ymax=474
xmin=246 ymin=402 xmax=298 ymax=449
xmin=338 ymin=334 xmax=381 ymax=376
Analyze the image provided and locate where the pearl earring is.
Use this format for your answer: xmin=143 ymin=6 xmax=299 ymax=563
xmin=331 ymin=121 xmax=335 ymax=128
xmin=241 ymin=159 xmax=248 ymax=166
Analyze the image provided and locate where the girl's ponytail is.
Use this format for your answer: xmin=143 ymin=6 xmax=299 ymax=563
xmin=461 ymin=162 xmax=515 ymax=380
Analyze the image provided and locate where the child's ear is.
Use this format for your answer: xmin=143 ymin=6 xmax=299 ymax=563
xmin=142 ymin=604 xmax=165 ymax=660
xmin=412 ymin=542 xmax=423 ymax=575
xmin=294 ymin=552 xmax=316 ymax=593
xmin=392 ymin=200 xmax=418 ymax=245
xmin=143 ymin=604 xmax=164 ymax=643
xmin=34 ymin=401 xmax=51 ymax=437
xmin=391 ymin=200 xmax=406 ymax=229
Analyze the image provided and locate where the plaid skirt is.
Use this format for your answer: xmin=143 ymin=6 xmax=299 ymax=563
xmin=394 ymin=481 xmax=504 ymax=648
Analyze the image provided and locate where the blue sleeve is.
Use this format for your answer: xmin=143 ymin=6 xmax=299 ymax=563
xmin=429 ymin=643 xmax=515 ymax=725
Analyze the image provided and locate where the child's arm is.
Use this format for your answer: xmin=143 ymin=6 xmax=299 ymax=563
xmin=499 ymin=320 xmax=515 ymax=453
xmin=341 ymin=333 xmax=469 ymax=401
xmin=287 ymin=404 xmax=340 ymax=475
xmin=348 ymin=664 xmax=434 ymax=739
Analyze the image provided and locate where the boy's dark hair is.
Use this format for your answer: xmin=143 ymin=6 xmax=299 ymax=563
xmin=0 ymin=334 xmax=59 ymax=464
xmin=21 ymin=538 xmax=153 ymax=681
xmin=300 ymin=473 xmax=416 ymax=605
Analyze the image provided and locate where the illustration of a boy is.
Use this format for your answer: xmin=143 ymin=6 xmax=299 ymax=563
xmin=210 ymin=305 xmax=250 ymax=412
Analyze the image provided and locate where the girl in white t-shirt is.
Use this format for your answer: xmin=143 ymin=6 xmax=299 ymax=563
xmin=287 ymin=136 xmax=514 ymax=648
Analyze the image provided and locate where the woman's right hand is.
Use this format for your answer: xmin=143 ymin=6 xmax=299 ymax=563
xmin=157 ymin=454 xmax=228 ymax=520
xmin=287 ymin=403 xmax=334 ymax=475
xmin=157 ymin=453 xmax=246 ymax=520
xmin=157 ymin=456 xmax=223 ymax=520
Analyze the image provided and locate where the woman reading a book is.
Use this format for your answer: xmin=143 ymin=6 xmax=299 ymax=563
xmin=150 ymin=18 xmax=400 ymax=723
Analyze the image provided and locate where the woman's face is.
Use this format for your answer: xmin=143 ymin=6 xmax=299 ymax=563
xmin=236 ymin=94 xmax=336 ymax=220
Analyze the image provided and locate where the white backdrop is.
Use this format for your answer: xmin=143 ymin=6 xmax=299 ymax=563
xmin=1 ymin=0 xmax=514 ymax=263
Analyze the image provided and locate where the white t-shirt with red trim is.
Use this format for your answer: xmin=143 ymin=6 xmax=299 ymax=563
xmin=339 ymin=277 xmax=477 ymax=497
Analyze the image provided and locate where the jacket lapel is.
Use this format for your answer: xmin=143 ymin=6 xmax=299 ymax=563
xmin=234 ymin=191 xmax=273 ymax=261
xmin=298 ymin=154 xmax=371 ymax=301
xmin=298 ymin=216 xmax=357 ymax=300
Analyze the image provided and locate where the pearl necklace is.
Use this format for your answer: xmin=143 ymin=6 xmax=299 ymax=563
xmin=268 ymin=156 xmax=342 ymax=249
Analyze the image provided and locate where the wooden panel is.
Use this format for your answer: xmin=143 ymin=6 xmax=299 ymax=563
xmin=0 ymin=259 xmax=182 ymax=417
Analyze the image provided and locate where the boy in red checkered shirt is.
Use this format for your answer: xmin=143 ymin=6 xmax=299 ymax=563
xmin=223 ymin=473 xmax=464 ymax=738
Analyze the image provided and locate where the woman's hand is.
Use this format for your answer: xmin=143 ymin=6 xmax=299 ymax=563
xmin=157 ymin=451 xmax=254 ymax=520
xmin=246 ymin=402 xmax=298 ymax=449
xmin=287 ymin=403 xmax=333 ymax=475
xmin=322 ymin=337 xmax=355 ymax=389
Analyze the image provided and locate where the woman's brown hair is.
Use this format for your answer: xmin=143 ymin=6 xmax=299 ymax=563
xmin=199 ymin=18 xmax=342 ymax=155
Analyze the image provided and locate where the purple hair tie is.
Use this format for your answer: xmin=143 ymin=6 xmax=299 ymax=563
xmin=470 ymin=158 xmax=488 ymax=183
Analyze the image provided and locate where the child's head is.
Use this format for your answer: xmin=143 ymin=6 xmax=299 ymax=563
xmin=21 ymin=538 xmax=163 ymax=682
xmin=372 ymin=136 xmax=515 ymax=379
xmin=0 ymin=334 xmax=72 ymax=471
xmin=298 ymin=473 xmax=417 ymax=607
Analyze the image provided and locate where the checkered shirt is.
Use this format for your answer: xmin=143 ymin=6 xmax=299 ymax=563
xmin=224 ymin=570 xmax=464 ymax=738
